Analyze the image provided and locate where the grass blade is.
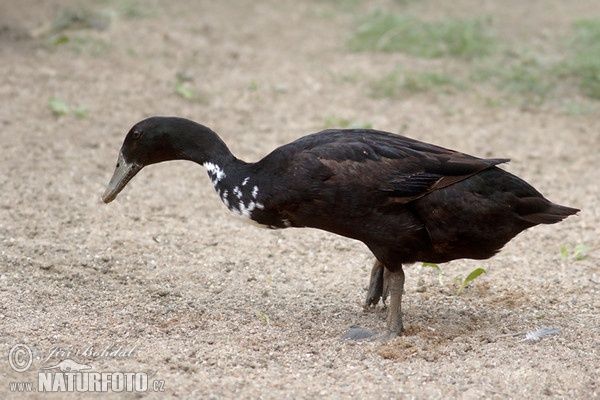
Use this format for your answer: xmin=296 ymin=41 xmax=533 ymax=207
xmin=456 ymin=267 xmax=486 ymax=295
xmin=422 ymin=262 xmax=444 ymax=286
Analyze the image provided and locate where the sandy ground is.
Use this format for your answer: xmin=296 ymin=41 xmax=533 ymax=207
xmin=0 ymin=0 xmax=598 ymax=398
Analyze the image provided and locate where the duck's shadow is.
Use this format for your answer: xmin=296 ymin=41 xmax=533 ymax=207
xmin=345 ymin=287 xmax=529 ymax=352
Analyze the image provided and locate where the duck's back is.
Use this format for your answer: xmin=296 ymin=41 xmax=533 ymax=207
xmin=410 ymin=166 xmax=577 ymax=262
xmin=246 ymin=129 xmax=577 ymax=263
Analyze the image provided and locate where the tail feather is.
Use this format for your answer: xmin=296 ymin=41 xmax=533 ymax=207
xmin=518 ymin=197 xmax=579 ymax=225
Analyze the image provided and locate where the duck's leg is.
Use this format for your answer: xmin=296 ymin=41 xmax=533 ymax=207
xmin=365 ymin=260 xmax=384 ymax=307
xmin=344 ymin=263 xmax=404 ymax=341
xmin=344 ymin=248 xmax=404 ymax=341
xmin=384 ymin=266 xmax=405 ymax=338
xmin=365 ymin=260 xmax=390 ymax=307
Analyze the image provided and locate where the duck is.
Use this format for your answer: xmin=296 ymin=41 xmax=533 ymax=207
xmin=102 ymin=116 xmax=579 ymax=340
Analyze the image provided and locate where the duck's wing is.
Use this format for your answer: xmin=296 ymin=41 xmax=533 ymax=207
xmin=253 ymin=129 xmax=507 ymax=229
xmin=303 ymin=129 xmax=508 ymax=204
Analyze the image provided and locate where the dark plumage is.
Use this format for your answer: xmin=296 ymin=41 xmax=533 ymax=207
xmin=103 ymin=116 xmax=579 ymax=339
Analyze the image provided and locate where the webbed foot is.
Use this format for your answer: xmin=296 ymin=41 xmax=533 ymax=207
xmin=365 ymin=260 xmax=389 ymax=307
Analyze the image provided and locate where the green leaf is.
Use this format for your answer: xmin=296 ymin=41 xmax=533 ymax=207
xmin=255 ymin=311 xmax=270 ymax=325
xmin=573 ymin=244 xmax=590 ymax=261
xmin=456 ymin=268 xmax=486 ymax=295
xmin=561 ymin=243 xmax=590 ymax=261
xmin=47 ymin=97 xmax=71 ymax=116
xmin=73 ymin=106 xmax=88 ymax=119
xmin=560 ymin=244 xmax=569 ymax=259
xmin=49 ymin=34 xmax=70 ymax=47
xmin=422 ymin=262 xmax=444 ymax=286
xmin=174 ymin=81 xmax=196 ymax=100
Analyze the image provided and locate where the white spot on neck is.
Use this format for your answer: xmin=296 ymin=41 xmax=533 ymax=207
xmin=203 ymin=162 xmax=226 ymax=185
xmin=222 ymin=190 xmax=230 ymax=208
xmin=238 ymin=200 xmax=256 ymax=218
xmin=201 ymin=165 xmax=267 ymax=225
xmin=233 ymin=186 xmax=242 ymax=199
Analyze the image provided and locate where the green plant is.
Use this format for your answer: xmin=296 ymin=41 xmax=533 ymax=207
xmin=47 ymin=97 xmax=88 ymax=118
xmin=564 ymin=19 xmax=600 ymax=99
xmin=560 ymin=101 xmax=595 ymax=116
xmin=422 ymin=262 xmax=444 ymax=286
xmin=72 ymin=106 xmax=89 ymax=119
xmin=371 ymin=70 xmax=462 ymax=98
xmin=174 ymin=81 xmax=195 ymax=100
xmin=322 ymin=116 xmax=372 ymax=129
xmin=48 ymin=35 xmax=70 ymax=47
xmin=349 ymin=13 xmax=496 ymax=59
xmin=456 ymin=268 xmax=486 ymax=295
xmin=348 ymin=14 xmax=600 ymax=106
xmin=497 ymin=57 xmax=554 ymax=101
xmin=114 ymin=0 xmax=160 ymax=19
xmin=255 ymin=311 xmax=271 ymax=325
xmin=560 ymin=243 xmax=590 ymax=261
xmin=47 ymin=98 xmax=70 ymax=116
xmin=50 ymin=8 xmax=111 ymax=33
xmin=174 ymin=80 xmax=208 ymax=103
xmin=421 ymin=263 xmax=486 ymax=294
xmin=45 ymin=33 xmax=112 ymax=56
xmin=470 ymin=51 xmax=557 ymax=107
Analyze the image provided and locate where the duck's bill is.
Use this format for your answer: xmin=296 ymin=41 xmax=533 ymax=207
xmin=102 ymin=152 xmax=142 ymax=203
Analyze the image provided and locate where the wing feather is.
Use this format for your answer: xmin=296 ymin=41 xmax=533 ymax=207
xmin=289 ymin=129 xmax=508 ymax=204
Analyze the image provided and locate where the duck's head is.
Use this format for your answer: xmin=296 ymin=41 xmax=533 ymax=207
xmin=102 ymin=116 xmax=227 ymax=203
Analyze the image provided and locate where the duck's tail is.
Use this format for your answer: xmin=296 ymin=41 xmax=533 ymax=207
xmin=518 ymin=197 xmax=580 ymax=225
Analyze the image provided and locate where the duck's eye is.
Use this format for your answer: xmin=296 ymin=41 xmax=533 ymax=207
xmin=132 ymin=130 xmax=143 ymax=140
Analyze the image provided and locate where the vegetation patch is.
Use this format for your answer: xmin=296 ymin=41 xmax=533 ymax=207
xmin=351 ymin=10 xmax=600 ymax=109
xmin=562 ymin=19 xmax=600 ymax=100
xmin=371 ymin=69 xmax=463 ymax=98
xmin=349 ymin=13 xmax=497 ymax=59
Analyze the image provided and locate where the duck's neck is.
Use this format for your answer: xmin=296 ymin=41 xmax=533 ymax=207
xmin=202 ymin=157 xmax=265 ymax=220
xmin=171 ymin=127 xmax=265 ymax=220
xmin=174 ymin=126 xmax=238 ymax=168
